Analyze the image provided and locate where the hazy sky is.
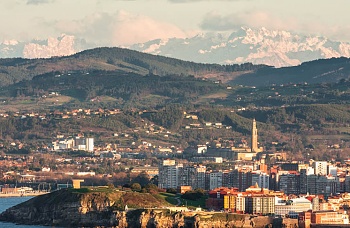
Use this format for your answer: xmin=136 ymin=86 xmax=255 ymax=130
xmin=1 ymin=0 xmax=350 ymax=46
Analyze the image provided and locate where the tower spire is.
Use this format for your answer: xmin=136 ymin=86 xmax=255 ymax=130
xmin=251 ymin=118 xmax=258 ymax=152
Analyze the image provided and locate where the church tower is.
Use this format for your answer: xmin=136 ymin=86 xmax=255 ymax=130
xmin=251 ymin=118 xmax=258 ymax=152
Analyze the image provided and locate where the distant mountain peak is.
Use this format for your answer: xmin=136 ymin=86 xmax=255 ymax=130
xmin=23 ymin=34 xmax=76 ymax=58
xmin=1 ymin=27 xmax=350 ymax=68
xmin=2 ymin=39 xmax=19 ymax=46
xmin=128 ymin=27 xmax=350 ymax=67
xmin=0 ymin=35 xmax=93 ymax=59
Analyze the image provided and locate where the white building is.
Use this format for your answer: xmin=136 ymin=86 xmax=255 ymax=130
xmin=52 ymin=138 xmax=74 ymax=151
xmin=197 ymin=145 xmax=207 ymax=154
xmin=52 ymin=136 xmax=94 ymax=152
xmin=314 ymin=161 xmax=328 ymax=175
xmin=76 ymin=171 xmax=95 ymax=176
xmin=158 ymin=160 xmax=182 ymax=189
xmin=74 ymin=137 xmax=94 ymax=152
xmin=86 ymin=138 xmax=94 ymax=152
xmin=236 ymin=194 xmax=246 ymax=212
xmin=328 ymin=165 xmax=337 ymax=177
xmin=275 ymin=197 xmax=312 ymax=218
xmin=307 ymin=167 xmax=315 ymax=175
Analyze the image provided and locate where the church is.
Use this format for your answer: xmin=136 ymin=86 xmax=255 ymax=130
xmin=204 ymin=118 xmax=264 ymax=161
xmin=232 ymin=118 xmax=264 ymax=160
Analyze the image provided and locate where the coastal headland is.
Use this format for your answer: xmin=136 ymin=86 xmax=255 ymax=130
xmin=0 ymin=188 xmax=297 ymax=227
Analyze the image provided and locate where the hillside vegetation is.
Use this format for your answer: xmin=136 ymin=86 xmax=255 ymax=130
xmin=0 ymin=47 xmax=264 ymax=87
xmin=0 ymin=70 xmax=227 ymax=109
xmin=232 ymin=57 xmax=350 ymax=86
xmin=1 ymin=47 xmax=350 ymax=111
xmin=1 ymin=48 xmax=350 ymax=161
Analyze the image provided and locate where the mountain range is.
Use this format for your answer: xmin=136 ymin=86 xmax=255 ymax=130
xmin=129 ymin=27 xmax=350 ymax=67
xmin=2 ymin=27 xmax=350 ymax=68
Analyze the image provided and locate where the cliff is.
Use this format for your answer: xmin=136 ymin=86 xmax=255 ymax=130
xmin=0 ymin=188 xmax=167 ymax=227
xmin=0 ymin=189 xmax=297 ymax=227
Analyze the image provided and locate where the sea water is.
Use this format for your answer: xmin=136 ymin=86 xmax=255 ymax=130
xmin=0 ymin=197 xmax=45 ymax=228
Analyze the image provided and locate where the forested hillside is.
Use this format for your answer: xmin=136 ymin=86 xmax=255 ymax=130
xmin=1 ymin=48 xmax=350 ymax=161
xmin=0 ymin=70 xmax=227 ymax=108
xmin=1 ymin=47 xmax=350 ymax=90
xmin=0 ymin=47 xmax=264 ymax=87
xmin=231 ymin=57 xmax=350 ymax=86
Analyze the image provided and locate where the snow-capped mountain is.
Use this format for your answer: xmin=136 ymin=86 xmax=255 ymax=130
xmin=0 ymin=34 xmax=92 ymax=59
xmin=0 ymin=39 xmax=25 ymax=58
xmin=128 ymin=27 xmax=350 ymax=67
xmin=1 ymin=27 xmax=350 ymax=68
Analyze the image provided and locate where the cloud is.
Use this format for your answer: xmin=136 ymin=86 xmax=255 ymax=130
xmin=199 ymin=10 xmax=350 ymax=41
xmin=169 ymin=0 xmax=244 ymax=2
xmin=52 ymin=11 xmax=188 ymax=46
xmin=200 ymin=10 xmax=292 ymax=31
xmin=111 ymin=11 xmax=188 ymax=45
xmin=26 ymin=0 xmax=55 ymax=5
xmin=169 ymin=0 xmax=208 ymax=2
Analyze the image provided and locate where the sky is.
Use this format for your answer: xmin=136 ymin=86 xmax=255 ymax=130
xmin=1 ymin=0 xmax=350 ymax=46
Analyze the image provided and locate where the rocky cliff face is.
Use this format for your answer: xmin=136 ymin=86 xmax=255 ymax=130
xmin=0 ymin=189 xmax=118 ymax=227
xmin=0 ymin=189 xmax=296 ymax=227
xmin=106 ymin=209 xmax=278 ymax=228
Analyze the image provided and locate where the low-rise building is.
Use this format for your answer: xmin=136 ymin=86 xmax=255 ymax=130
xmin=299 ymin=210 xmax=349 ymax=228
xmin=275 ymin=197 xmax=312 ymax=218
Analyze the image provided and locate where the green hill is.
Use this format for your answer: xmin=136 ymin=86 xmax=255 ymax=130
xmin=0 ymin=70 xmax=228 ymax=108
xmin=1 ymin=47 xmax=350 ymax=90
xmin=231 ymin=57 xmax=350 ymax=86
xmin=0 ymin=47 xmax=264 ymax=87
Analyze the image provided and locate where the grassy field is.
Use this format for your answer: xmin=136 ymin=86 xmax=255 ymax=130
xmin=179 ymin=196 xmax=207 ymax=208
xmin=0 ymin=95 xmax=75 ymax=112
xmin=94 ymin=96 xmax=118 ymax=102
xmin=195 ymin=90 xmax=230 ymax=104
xmin=69 ymin=186 xmax=116 ymax=193
xmin=158 ymin=192 xmax=179 ymax=205
xmin=157 ymin=192 xmax=207 ymax=208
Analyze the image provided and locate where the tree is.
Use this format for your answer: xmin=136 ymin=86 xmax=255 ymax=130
xmin=181 ymin=188 xmax=205 ymax=201
xmin=131 ymin=183 xmax=141 ymax=192
xmin=132 ymin=171 xmax=150 ymax=187
xmin=143 ymin=183 xmax=159 ymax=194
xmin=107 ymin=182 xmax=115 ymax=189
xmin=166 ymin=188 xmax=177 ymax=194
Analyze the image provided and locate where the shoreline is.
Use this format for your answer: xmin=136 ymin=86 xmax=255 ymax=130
xmin=0 ymin=192 xmax=49 ymax=198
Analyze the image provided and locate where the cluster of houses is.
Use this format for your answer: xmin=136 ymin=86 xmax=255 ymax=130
xmin=0 ymin=108 xmax=121 ymax=120
xmin=207 ymin=185 xmax=349 ymax=227
xmin=51 ymin=135 xmax=94 ymax=152
xmin=156 ymin=158 xmax=350 ymax=227
xmin=157 ymin=159 xmax=350 ymax=195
